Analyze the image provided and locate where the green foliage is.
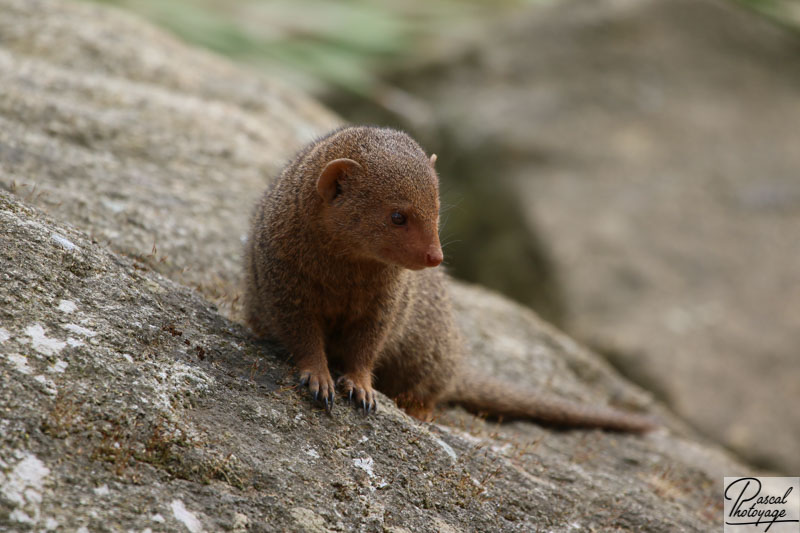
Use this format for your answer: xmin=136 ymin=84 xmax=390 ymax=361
xmin=734 ymin=0 xmax=800 ymax=30
xmin=84 ymin=0 xmax=523 ymax=95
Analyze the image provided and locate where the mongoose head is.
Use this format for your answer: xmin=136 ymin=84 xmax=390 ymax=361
xmin=315 ymin=128 xmax=443 ymax=271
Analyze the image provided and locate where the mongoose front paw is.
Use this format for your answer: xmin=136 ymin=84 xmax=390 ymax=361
xmin=337 ymin=374 xmax=378 ymax=414
xmin=299 ymin=368 xmax=335 ymax=413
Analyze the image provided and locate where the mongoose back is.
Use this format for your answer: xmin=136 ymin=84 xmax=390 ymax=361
xmin=244 ymin=126 xmax=655 ymax=431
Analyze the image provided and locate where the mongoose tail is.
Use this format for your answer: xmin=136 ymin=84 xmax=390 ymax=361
xmin=445 ymin=366 xmax=657 ymax=433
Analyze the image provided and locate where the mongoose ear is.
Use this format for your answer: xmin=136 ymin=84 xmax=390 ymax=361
xmin=429 ymin=154 xmax=438 ymax=167
xmin=317 ymin=158 xmax=362 ymax=203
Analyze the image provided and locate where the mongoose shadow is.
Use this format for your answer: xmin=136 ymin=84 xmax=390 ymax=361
xmin=244 ymin=125 xmax=655 ymax=432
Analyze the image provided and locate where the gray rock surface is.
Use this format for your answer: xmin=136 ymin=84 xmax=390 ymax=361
xmin=1 ymin=191 xmax=744 ymax=532
xmin=333 ymin=0 xmax=800 ymax=473
xmin=0 ymin=0 xmax=339 ymax=316
xmin=0 ymin=0 xmax=756 ymax=531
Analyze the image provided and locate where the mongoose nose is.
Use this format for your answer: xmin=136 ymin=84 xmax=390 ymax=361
xmin=425 ymin=248 xmax=443 ymax=267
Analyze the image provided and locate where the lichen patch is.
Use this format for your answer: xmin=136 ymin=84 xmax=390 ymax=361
xmin=0 ymin=453 xmax=51 ymax=527
xmin=4 ymin=353 xmax=32 ymax=374
xmin=24 ymin=324 xmax=66 ymax=356
xmin=63 ymin=323 xmax=97 ymax=338
xmin=171 ymin=499 xmax=203 ymax=533
xmin=57 ymin=300 xmax=77 ymax=313
xmin=50 ymin=232 xmax=77 ymax=251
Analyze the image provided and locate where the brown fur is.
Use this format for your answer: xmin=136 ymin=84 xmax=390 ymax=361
xmin=244 ymin=126 xmax=655 ymax=432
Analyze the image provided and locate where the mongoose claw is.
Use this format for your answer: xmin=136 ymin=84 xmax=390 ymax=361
xmin=298 ymin=368 xmax=335 ymax=412
xmin=337 ymin=374 xmax=377 ymax=415
xmin=360 ymin=397 xmax=379 ymax=415
xmin=324 ymin=391 xmax=334 ymax=413
xmin=366 ymin=398 xmax=378 ymax=414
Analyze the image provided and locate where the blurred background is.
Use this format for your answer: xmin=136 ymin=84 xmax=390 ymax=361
xmin=82 ymin=0 xmax=800 ymax=473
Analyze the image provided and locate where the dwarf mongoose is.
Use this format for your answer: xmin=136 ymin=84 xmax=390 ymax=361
xmin=244 ymin=126 xmax=654 ymax=431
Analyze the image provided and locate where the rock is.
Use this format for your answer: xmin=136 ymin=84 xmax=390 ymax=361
xmin=331 ymin=0 xmax=800 ymax=473
xmin=0 ymin=0 xmax=754 ymax=531
xmin=0 ymin=191 xmax=744 ymax=532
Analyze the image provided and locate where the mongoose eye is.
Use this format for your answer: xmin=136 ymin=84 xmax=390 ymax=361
xmin=390 ymin=212 xmax=407 ymax=226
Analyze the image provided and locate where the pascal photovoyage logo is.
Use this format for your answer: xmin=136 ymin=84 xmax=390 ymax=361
xmin=724 ymin=477 xmax=800 ymax=532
